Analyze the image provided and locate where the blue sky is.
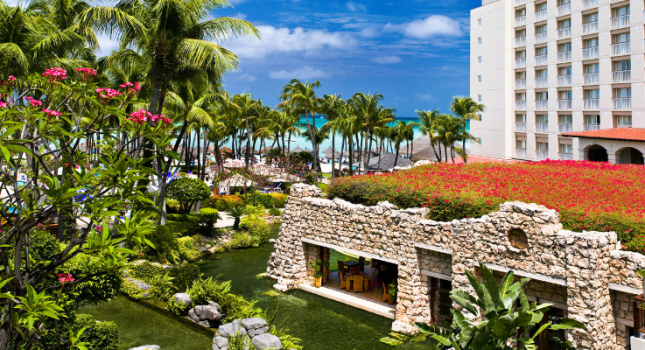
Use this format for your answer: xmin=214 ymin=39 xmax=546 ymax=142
xmin=216 ymin=0 xmax=479 ymax=118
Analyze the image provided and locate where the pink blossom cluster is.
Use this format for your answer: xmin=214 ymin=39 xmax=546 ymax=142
xmin=76 ymin=67 xmax=97 ymax=81
xmin=119 ymin=82 xmax=142 ymax=97
xmin=0 ymin=101 xmax=6 ymax=108
xmin=95 ymin=87 xmax=122 ymax=104
xmin=57 ymin=273 xmax=75 ymax=284
xmin=1 ymin=76 xmax=16 ymax=86
xmin=43 ymin=67 xmax=67 ymax=81
xmin=127 ymin=109 xmax=152 ymax=124
xmin=43 ymin=108 xmax=62 ymax=118
xmin=25 ymin=96 xmax=42 ymax=108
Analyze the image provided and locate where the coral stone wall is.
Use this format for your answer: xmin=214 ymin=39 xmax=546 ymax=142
xmin=268 ymin=184 xmax=645 ymax=349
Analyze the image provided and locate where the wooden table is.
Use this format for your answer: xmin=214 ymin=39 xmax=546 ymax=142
xmin=345 ymin=273 xmax=371 ymax=292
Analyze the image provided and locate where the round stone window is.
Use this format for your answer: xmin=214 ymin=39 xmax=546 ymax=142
xmin=507 ymin=229 xmax=528 ymax=250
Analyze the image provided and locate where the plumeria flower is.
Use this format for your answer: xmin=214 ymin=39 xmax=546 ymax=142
xmin=76 ymin=67 xmax=97 ymax=82
xmin=95 ymin=88 xmax=122 ymax=104
xmin=43 ymin=67 xmax=67 ymax=82
xmin=57 ymin=273 xmax=75 ymax=284
xmin=0 ymin=101 xmax=6 ymax=108
xmin=127 ymin=109 xmax=152 ymax=124
xmin=25 ymin=96 xmax=42 ymax=107
xmin=43 ymin=108 xmax=62 ymax=118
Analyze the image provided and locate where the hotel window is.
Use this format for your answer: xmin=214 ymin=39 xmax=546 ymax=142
xmin=478 ymin=56 xmax=482 ymax=63
xmin=537 ymin=142 xmax=549 ymax=151
xmin=536 ymin=114 xmax=548 ymax=123
xmin=516 ymin=114 xmax=526 ymax=122
xmin=536 ymin=46 xmax=548 ymax=56
xmin=516 ymin=93 xmax=526 ymax=101
xmin=585 ymin=63 xmax=599 ymax=73
xmin=558 ymin=42 xmax=571 ymax=53
xmin=516 ymin=8 xmax=526 ymax=17
xmin=585 ymin=115 xmax=600 ymax=125
xmin=560 ymin=144 xmax=573 ymax=154
xmin=614 ymin=5 xmax=630 ymax=17
xmin=478 ymin=75 xmax=482 ymax=82
xmin=559 ymin=115 xmax=572 ymax=124
xmin=614 ymin=33 xmax=630 ymax=44
xmin=559 ymin=90 xmax=572 ymax=100
xmin=535 ymin=2 xmax=547 ymax=13
xmin=536 ymin=24 xmax=547 ymax=34
xmin=614 ymin=60 xmax=631 ymax=71
xmin=584 ymin=13 xmax=598 ymax=23
xmin=558 ymin=0 xmax=571 ymax=5
xmin=585 ymin=89 xmax=600 ymax=99
xmin=516 ymin=29 xmax=526 ymax=38
xmin=536 ymin=69 xmax=548 ymax=78
xmin=615 ymin=87 xmax=631 ymax=98
xmin=516 ymin=140 xmax=527 ymax=149
xmin=478 ymin=94 xmax=482 ymax=102
xmin=478 ymin=37 xmax=482 ymax=44
xmin=559 ymin=66 xmax=572 ymax=76
xmin=584 ymin=38 xmax=599 ymax=50
xmin=616 ymin=115 xmax=632 ymax=128
xmin=516 ymin=71 xmax=526 ymax=80
xmin=559 ymin=19 xmax=571 ymax=29
xmin=517 ymin=51 xmax=526 ymax=59
xmin=478 ymin=18 xmax=482 ymax=25
xmin=536 ymin=91 xmax=548 ymax=100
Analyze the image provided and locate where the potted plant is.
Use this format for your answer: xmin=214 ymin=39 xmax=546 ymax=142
xmin=388 ymin=283 xmax=398 ymax=305
xmin=309 ymin=259 xmax=324 ymax=288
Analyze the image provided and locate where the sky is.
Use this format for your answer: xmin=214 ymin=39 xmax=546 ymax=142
xmin=200 ymin=0 xmax=479 ymax=118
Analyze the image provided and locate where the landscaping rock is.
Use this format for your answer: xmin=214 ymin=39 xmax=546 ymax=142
xmin=218 ymin=320 xmax=247 ymax=338
xmin=212 ymin=336 xmax=229 ymax=350
xmin=241 ymin=318 xmax=268 ymax=337
xmin=173 ymin=293 xmax=192 ymax=308
xmin=187 ymin=303 xmax=222 ymax=328
xmin=126 ymin=346 xmax=160 ymax=350
xmin=251 ymin=333 xmax=281 ymax=350
xmin=125 ymin=278 xmax=151 ymax=291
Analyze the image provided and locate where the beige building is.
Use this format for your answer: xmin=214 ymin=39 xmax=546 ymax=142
xmin=470 ymin=0 xmax=645 ymax=165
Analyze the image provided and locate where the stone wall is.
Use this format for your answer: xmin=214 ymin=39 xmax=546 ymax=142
xmin=268 ymin=184 xmax=645 ymax=349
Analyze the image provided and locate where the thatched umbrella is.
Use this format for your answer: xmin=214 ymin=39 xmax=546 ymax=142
xmin=353 ymin=153 xmax=413 ymax=172
xmin=323 ymin=147 xmax=340 ymax=158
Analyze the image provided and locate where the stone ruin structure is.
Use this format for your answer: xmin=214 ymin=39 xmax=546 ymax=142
xmin=267 ymin=184 xmax=645 ymax=350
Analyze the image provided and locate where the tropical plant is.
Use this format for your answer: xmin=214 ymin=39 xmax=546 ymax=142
xmin=416 ymin=262 xmax=584 ymax=350
xmin=308 ymin=259 xmax=324 ymax=278
xmin=166 ymin=177 xmax=211 ymax=214
xmin=450 ymin=97 xmax=484 ymax=164
xmin=228 ymin=204 xmax=246 ymax=230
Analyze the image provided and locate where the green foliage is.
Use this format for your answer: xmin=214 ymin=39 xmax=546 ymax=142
xmin=120 ymin=280 xmax=148 ymax=300
xmin=64 ymin=252 xmax=123 ymax=304
xmin=145 ymin=225 xmax=181 ymax=263
xmin=167 ymin=297 xmax=189 ymax=316
xmin=415 ymin=262 xmax=585 ymax=350
xmin=167 ymin=178 xmax=212 ymax=214
xmin=147 ymin=273 xmax=176 ymax=300
xmin=129 ymin=262 xmax=166 ymax=282
xmin=169 ymin=264 xmax=201 ymax=291
xmin=187 ymin=277 xmax=262 ymax=323
xmin=177 ymin=236 xmax=203 ymax=262
xmin=264 ymin=310 xmax=303 ymax=350
xmin=228 ymin=332 xmax=256 ymax=350
xmin=72 ymin=314 xmax=119 ymax=350
xmin=309 ymin=259 xmax=323 ymax=278
xmin=198 ymin=208 xmax=221 ymax=236
xmin=388 ymin=283 xmax=397 ymax=300
xmin=268 ymin=208 xmax=281 ymax=216
xmin=29 ymin=229 xmax=62 ymax=261
xmin=228 ymin=205 xmax=246 ymax=230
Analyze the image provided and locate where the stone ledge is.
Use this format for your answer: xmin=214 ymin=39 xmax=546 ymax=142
xmin=301 ymin=238 xmax=399 ymax=264
xmin=420 ymin=269 xmax=452 ymax=281
xmin=609 ymin=283 xmax=643 ymax=295
xmin=414 ymin=242 xmax=453 ymax=255
xmin=483 ymin=262 xmax=567 ymax=287
xmin=298 ymin=284 xmax=396 ymax=320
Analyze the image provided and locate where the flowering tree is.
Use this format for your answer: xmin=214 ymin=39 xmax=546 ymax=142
xmin=0 ymin=68 xmax=173 ymax=349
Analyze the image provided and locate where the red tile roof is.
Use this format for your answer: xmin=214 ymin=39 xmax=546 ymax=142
xmin=452 ymin=155 xmax=525 ymax=164
xmin=562 ymin=128 xmax=645 ymax=142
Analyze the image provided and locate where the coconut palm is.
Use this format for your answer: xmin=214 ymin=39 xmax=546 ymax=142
xmin=435 ymin=115 xmax=463 ymax=164
xmin=450 ymin=97 xmax=484 ymax=163
xmin=231 ymin=93 xmax=259 ymax=172
xmin=416 ymin=109 xmax=444 ymax=162
xmin=348 ymin=92 xmax=385 ymax=173
xmin=278 ymin=79 xmax=323 ymax=182
xmin=322 ymin=94 xmax=345 ymax=179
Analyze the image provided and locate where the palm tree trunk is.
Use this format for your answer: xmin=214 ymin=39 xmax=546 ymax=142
xmin=303 ymin=108 xmax=319 ymax=182
xmin=348 ymin=136 xmax=354 ymax=176
xmin=331 ymin=130 xmax=336 ymax=180
xmin=377 ymin=137 xmax=383 ymax=171
xmin=245 ymin=112 xmax=252 ymax=172
xmin=430 ymin=139 xmax=441 ymax=163
xmin=394 ymin=144 xmax=400 ymax=167
xmin=339 ymin=135 xmax=346 ymax=177
xmin=462 ymin=138 xmax=467 ymax=164
xmin=363 ymin=127 xmax=370 ymax=175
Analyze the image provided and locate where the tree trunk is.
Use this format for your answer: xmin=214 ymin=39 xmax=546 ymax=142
xmin=394 ymin=145 xmax=400 ymax=167
xmin=377 ymin=138 xmax=383 ymax=171
xmin=245 ymin=112 xmax=252 ymax=172
xmin=331 ymin=131 xmax=336 ymax=180
xmin=362 ymin=126 xmax=370 ymax=175
xmin=339 ymin=135 xmax=346 ymax=177
xmin=305 ymin=111 xmax=320 ymax=182
xmin=348 ymin=136 xmax=353 ymax=176
xmin=462 ymin=138 xmax=467 ymax=164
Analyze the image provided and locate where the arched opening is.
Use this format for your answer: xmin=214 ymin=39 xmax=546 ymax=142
xmin=617 ymin=147 xmax=644 ymax=165
xmin=586 ymin=145 xmax=608 ymax=162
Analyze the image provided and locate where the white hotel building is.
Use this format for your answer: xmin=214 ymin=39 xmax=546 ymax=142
xmin=470 ymin=0 xmax=645 ymax=164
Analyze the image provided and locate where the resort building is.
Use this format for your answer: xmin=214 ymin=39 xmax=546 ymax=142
xmin=268 ymin=184 xmax=645 ymax=350
xmin=470 ymin=0 xmax=645 ymax=164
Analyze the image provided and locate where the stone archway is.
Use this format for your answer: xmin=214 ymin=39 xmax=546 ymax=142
xmin=586 ymin=145 xmax=608 ymax=162
xmin=617 ymin=147 xmax=644 ymax=165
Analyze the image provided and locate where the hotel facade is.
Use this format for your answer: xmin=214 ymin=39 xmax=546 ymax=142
xmin=470 ymin=0 xmax=645 ymax=164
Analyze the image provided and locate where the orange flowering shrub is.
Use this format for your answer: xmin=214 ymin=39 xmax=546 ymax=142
xmin=329 ymin=160 xmax=645 ymax=249
xmin=269 ymin=193 xmax=288 ymax=208
xmin=211 ymin=195 xmax=244 ymax=211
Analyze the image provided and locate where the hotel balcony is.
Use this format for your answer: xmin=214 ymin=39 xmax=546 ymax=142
xmin=515 ymin=122 xmax=527 ymax=131
xmin=558 ymin=75 xmax=572 ymax=86
xmin=515 ymin=16 xmax=526 ymax=26
xmin=535 ymin=32 xmax=548 ymax=44
xmin=558 ymin=123 xmax=573 ymax=133
xmin=558 ymin=99 xmax=572 ymax=110
xmin=582 ymin=47 xmax=599 ymax=59
xmin=557 ymin=28 xmax=571 ymax=39
xmin=516 ymin=80 xmax=527 ymax=89
xmin=515 ymin=0 xmax=526 ymax=5
xmin=535 ymin=100 xmax=548 ymax=110
xmin=557 ymin=51 xmax=571 ymax=63
xmin=515 ymin=101 xmax=527 ymax=110
xmin=582 ymin=21 xmax=598 ymax=34
xmin=612 ymin=70 xmax=631 ymax=82
xmin=535 ymin=77 xmax=548 ymax=88
xmin=611 ymin=42 xmax=630 ymax=55
xmin=535 ymin=10 xmax=547 ymax=21
xmin=611 ymin=15 xmax=630 ymax=29
xmin=515 ymin=37 xmax=526 ymax=47
xmin=515 ymin=149 xmax=527 ymax=158
xmin=559 ymin=153 xmax=574 ymax=160
xmin=583 ymin=72 xmax=599 ymax=84
xmin=583 ymin=99 xmax=600 ymax=109
xmin=584 ymin=124 xmax=600 ymax=131
xmin=536 ymin=150 xmax=549 ymax=161
xmin=535 ymin=122 xmax=549 ymax=133
xmin=613 ymin=97 xmax=632 ymax=109
xmin=618 ymin=121 xmax=632 ymax=128
xmin=556 ymin=3 xmax=571 ymax=16
xmin=515 ymin=58 xmax=526 ymax=68
xmin=582 ymin=0 xmax=598 ymax=9
xmin=535 ymin=54 xmax=548 ymax=66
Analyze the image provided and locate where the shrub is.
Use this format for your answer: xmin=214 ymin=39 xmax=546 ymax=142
xmin=242 ymin=219 xmax=270 ymax=243
xmin=147 ymin=272 xmax=176 ymax=300
xmin=211 ymin=195 xmax=244 ymax=211
xmin=178 ymin=236 xmax=202 ymax=262
xmin=167 ymin=297 xmax=189 ymax=316
xmin=268 ymin=208 xmax=281 ymax=217
xmin=167 ymin=177 xmax=211 ymax=214
xmin=329 ymin=161 xmax=645 ymax=248
xmin=129 ymin=261 xmax=165 ymax=282
xmin=145 ymin=225 xmax=180 ymax=263
xmin=121 ymin=279 xmax=148 ymax=300
xmin=198 ymin=208 xmax=221 ymax=236
xmin=72 ymin=314 xmax=119 ymax=350
xmin=30 ymin=229 xmax=61 ymax=261
xmin=187 ymin=277 xmax=262 ymax=323
xmin=65 ymin=252 xmax=123 ymax=304
xmin=268 ymin=193 xmax=288 ymax=208
xmin=168 ymin=264 xmax=200 ymax=291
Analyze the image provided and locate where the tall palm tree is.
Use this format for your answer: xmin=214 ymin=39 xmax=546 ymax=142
xmin=348 ymin=92 xmax=385 ymax=174
xmin=450 ymin=97 xmax=484 ymax=163
xmin=322 ymin=94 xmax=344 ymax=179
xmin=435 ymin=115 xmax=463 ymax=164
xmin=278 ymin=79 xmax=323 ymax=182
xmin=231 ymin=93 xmax=258 ymax=172
xmin=416 ymin=109 xmax=444 ymax=162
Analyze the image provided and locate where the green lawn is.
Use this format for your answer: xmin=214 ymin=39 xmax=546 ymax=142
xmin=329 ymin=249 xmax=370 ymax=272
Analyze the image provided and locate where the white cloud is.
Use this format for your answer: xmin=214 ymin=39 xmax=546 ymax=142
xmin=269 ymin=66 xmax=328 ymax=80
xmin=415 ymin=93 xmax=435 ymax=101
xmin=224 ymin=25 xmax=356 ymax=59
xmin=359 ymin=26 xmax=380 ymax=38
xmin=231 ymin=12 xmax=247 ymax=20
xmin=5 ymin=0 xmax=20 ymax=5
xmin=386 ymin=15 xmax=463 ymax=39
xmin=346 ymin=1 xmax=366 ymax=12
xmin=236 ymin=73 xmax=257 ymax=82
xmin=95 ymin=33 xmax=120 ymax=58
xmin=371 ymin=55 xmax=401 ymax=64
xmin=228 ymin=0 xmax=245 ymax=4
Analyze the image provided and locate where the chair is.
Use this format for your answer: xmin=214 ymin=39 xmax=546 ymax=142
xmin=383 ymin=281 xmax=391 ymax=303
xmin=351 ymin=265 xmax=361 ymax=275
xmin=353 ymin=274 xmax=364 ymax=293
xmin=338 ymin=261 xmax=346 ymax=276
xmin=358 ymin=257 xmax=365 ymax=273
xmin=339 ymin=270 xmax=346 ymax=290
xmin=365 ymin=268 xmax=375 ymax=291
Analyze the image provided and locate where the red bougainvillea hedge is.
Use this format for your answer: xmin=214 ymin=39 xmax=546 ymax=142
xmin=328 ymin=160 xmax=645 ymax=251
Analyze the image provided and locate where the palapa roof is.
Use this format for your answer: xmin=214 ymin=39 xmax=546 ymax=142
xmin=353 ymin=153 xmax=413 ymax=171
xmin=322 ymin=147 xmax=341 ymax=158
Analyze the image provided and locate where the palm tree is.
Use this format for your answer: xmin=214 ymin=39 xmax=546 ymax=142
xmin=416 ymin=109 xmax=444 ymax=162
xmin=231 ymin=93 xmax=259 ymax=172
xmin=435 ymin=115 xmax=463 ymax=164
xmin=79 ymin=0 xmax=259 ymax=115
xmin=348 ymin=92 xmax=385 ymax=174
xmin=278 ymin=79 xmax=323 ymax=182
xmin=450 ymin=97 xmax=484 ymax=163
xmin=322 ymin=94 xmax=344 ymax=179
xmin=390 ymin=121 xmax=408 ymax=167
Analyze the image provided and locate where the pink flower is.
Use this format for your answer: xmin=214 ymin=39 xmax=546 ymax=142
xmin=36 ymin=223 xmax=42 ymax=226
xmin=0 ymin=101 xmax=6 ymax=108
xmin=43 ymin=67 xmax=67 ymax=82
xmin=57 ymin=273 xmax=75 ymax=284
xmin=127 ymin=109 xmax=152 ymax=124
xmin=43 ymin=108 xmax=62 ymax=118
xmin=95 ymin=88 xmax=122 ymax=104
xmin=25 ymin=96 xmax=42 ymax=107
xmin=120 ymin=82 xmax=141 ymax=97
xmin=76 ymin=67 xmax=97 ymax=81
xmin=96 ymin=225 xmax=102 ymax=232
